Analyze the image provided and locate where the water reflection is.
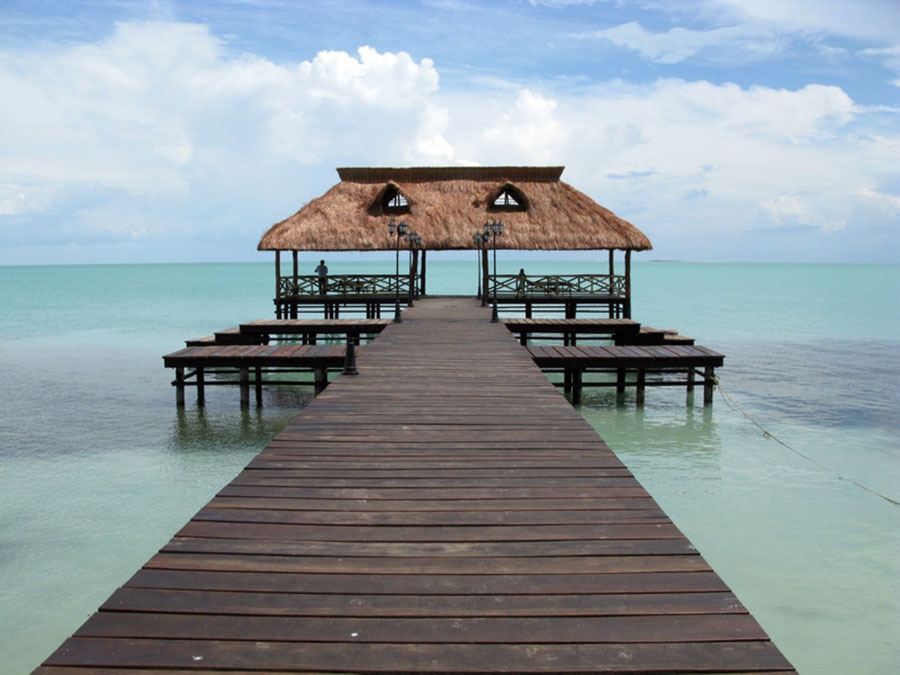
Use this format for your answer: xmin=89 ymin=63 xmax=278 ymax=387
xmin=577 ymin=388 xmax=722 ymax=467
xmin=168 ymin=386 xmax=314 ymax=451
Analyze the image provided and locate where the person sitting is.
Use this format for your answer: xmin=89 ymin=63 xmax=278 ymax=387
xmin=315 ymin=259 xmax=328 ymax=294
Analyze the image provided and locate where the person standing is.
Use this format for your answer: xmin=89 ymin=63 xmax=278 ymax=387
xmin=516 ymin=268 xmax=528 ymax=297
xmin=315 ymin=259 xmax=328 ymax=294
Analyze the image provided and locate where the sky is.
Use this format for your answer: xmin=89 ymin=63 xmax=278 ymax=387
xmin=0 ymin=0 xmax=898 ymax=264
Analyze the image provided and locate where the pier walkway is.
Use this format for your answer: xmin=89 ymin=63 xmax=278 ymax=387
xmin=40 ymin=297 xmax=793 ymax=673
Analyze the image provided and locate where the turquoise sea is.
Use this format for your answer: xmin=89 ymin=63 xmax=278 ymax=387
xmin=1 ymin=258 xmax=898 ymax=674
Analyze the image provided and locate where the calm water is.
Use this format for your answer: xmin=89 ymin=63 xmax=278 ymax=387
xmin=1 ymin=259 xmax=898 ymax=674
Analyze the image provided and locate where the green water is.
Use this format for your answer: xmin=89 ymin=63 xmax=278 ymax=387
xmin=1 ymin=258 xmax=898 ymax=673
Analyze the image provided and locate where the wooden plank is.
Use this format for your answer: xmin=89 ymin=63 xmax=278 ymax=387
xmin=44 ymin=638 xmax=794 ymax=672
xmin=101 ymin=587 xmax=745 ymax=617
xmin=159 ymin=537 xmax=697 ymax=557
xmin=174 ymin=521 xmax=685 ymax=543
xmin=125 ymin=568 xmax=735 ymax=594
xmin=75 ymin=612 xmax=768 ymax=643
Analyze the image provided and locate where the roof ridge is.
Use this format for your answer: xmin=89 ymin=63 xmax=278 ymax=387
xmin=337 ymin=166 xmax=565 ymax=183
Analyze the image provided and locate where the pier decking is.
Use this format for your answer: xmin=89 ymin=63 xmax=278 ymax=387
xmin=41 ymin=297 xmax=792 ymax=673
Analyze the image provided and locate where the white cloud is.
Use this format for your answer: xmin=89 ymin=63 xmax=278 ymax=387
xmin=442 ymin=77 xmax=895 ymax=249
xmin=762 ymin=194 xmax=846 ymax=232
xmin=0 ymin=19 xmax=896 ymax=262
xmin=579 ymin=1 xmax=899 ymax=70
xmin=859 ymin=44 xmax=900 ymax=81
xmin=578 ymin=21 xmax=778 ymax=64
xmin=711 ymin=0 xmax=900 ymax=43
xmin=0 ymin=23 xmax=450 ymax=245
xmin=856 ymin=187 xmax=900 ymax=212
xmin=477 ymin=89 xmax=567 ymax=161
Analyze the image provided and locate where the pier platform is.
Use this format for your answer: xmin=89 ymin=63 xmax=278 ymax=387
xmin=41 ymin=297 xmax=792 ymax=674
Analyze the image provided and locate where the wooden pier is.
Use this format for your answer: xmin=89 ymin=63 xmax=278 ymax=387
xmin=41 ymin=297 xmax=792 ymax=674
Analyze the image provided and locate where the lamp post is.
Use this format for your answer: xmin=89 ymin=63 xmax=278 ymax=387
xmin=407 ymin=232 xmax=421 ymax=307
xmin=388 ymin=219 xmax=408 ymax=322
xmin=484 ymin=219 xmax=504 ymax=322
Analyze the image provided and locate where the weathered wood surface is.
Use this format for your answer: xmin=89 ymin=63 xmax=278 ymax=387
xmin=503 ymin=318 xmax=640 ymax=335
xmin=163 ymin=344 xmax=348 ymax=368
xmin=619 ymin=326 xmax=696 ymax=346
xmin=187 ymin=320 xmax=390 ymax=346
xmin=240 ymin=318 xmax=391 ymax=333
xmin=527 ymin=344 xmax=723 ymax=368
xmin=42 ymin=297 xmax=790 ymax=674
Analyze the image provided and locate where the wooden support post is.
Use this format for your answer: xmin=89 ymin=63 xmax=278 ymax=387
xmin=624 ymin=250 xmax=632 ymax=319
xmin=255 ymin=366 xmax=263 ymax=406
xmin=481 ymin=246 xmax=489 ymax=307
xmin=636 ymin=369 xmax=646 ymax=407
xmin=525 ymin=301 xmax=532 ymax=319
xmin=239 ymin=367 xmax=249 ymax=408
xmin=409 ymin=248 xmax=418 ymax=305
xmin=563 ymin=368 xmax=572 ymax=396
xmin=421 ymin=249 xmax=427 ymax=295
xmin=616 ymin=368 xmax=626 ymax=396
xmin=196 ymin=367 xmax=205 ymax=406
xmin=608 ymin=249 xmax=615 ymax=319
xmin=292 ymin=250 xmax=298 ymax=285
xmin=566 ymin=302 xmax=576 ymax=319
xmin=314 ymin=367 xmax=327 ymax=395
xmin=175 ymin=367 xmax=185 ymax=407
xmin=274 ymin=251 xmax=281 ymax=318
xmin=687 ymin=367 xmax=695 ymax=391
xmin=704 ymin=366 xmax=715 ymax=406
xmin=572 ymin=369 xmax=582 ymax=406
xmin=519 ymin=331 xmax=527 ymax=346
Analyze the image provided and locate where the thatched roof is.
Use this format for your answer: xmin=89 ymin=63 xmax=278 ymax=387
xmin=258 ymin=167 xmax=652 ymax=252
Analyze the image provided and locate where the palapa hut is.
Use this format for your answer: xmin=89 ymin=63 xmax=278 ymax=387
xmin=258 ymin=166 xmax=652 ymax=319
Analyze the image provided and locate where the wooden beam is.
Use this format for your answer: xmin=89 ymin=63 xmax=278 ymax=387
xmin=409 ymin=248 xmax=418 ymax=304
xmin=704 ymin=366 xmax=715 ymax=406
xmin=481 ymin=246 xmax=489 ymax=307
xmin=625 ymin=250 xmax=632 ymax=319
xmin=239 ymin=367 xmax=249 ymax=408
xmin=196 ymin=367 xmax=205 ymax=406
xmin=421 ymin=249 xmax=427 ymax=295
xmin=274 ymin=251 xmax=281 ymax=300
xmin=175 ymin=367 xmax=185 ymax=407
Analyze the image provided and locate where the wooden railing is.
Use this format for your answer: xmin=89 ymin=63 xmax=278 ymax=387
xmin=278 ymin=274 xmax=419 ymax=297
xmin=489 ymin=274 xmax=628 ymax=298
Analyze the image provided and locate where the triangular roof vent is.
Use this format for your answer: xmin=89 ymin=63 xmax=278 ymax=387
xmin=378 ymin=182 xmax=411 ymax=214
xmin=489 ymin=183 xmax=528 ymax=211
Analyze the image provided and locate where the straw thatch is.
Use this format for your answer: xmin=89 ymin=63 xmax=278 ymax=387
xmin=257 ymin=167 xmax=652 ymax=251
